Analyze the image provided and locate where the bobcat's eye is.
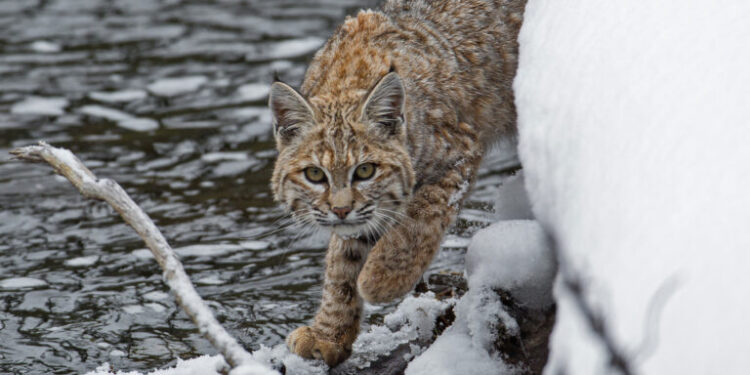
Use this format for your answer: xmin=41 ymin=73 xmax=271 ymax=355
xmin=354 ymin=163 xmax=376 ymax=180
xmin=304 ymin=167 xmax=326 ymax=183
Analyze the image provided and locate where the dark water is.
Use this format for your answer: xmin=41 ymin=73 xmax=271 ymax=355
xmin=0 ymin=1 xmax=517 ymax=373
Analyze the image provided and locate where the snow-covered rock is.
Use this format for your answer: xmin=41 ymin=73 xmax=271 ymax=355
xmin=515 ymin=0 xmax=750 ymax=374
xmin=466 ymin=220 xmax=555 ymax=310
xmin=407 ymin=220 xmax=556 ymax=375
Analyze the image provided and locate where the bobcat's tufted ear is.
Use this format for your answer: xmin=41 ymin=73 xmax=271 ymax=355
xmin=269 ymin=82 xmax=315 ymax=147
xmin=361 ymin=72 xmax=405 ymax=138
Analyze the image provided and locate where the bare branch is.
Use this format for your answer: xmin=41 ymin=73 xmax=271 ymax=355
xmin=10 ymin=141 xmax=275 ymax=374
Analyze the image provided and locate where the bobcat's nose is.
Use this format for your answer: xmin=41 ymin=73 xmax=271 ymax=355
xmin=332 ymin=206 xmax=352 ymax=219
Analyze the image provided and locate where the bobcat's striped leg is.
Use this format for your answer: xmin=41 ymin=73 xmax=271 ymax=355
xmin=287 ymin=235 xmax=368 ymax=367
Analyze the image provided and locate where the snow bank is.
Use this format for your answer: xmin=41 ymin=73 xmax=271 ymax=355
xmin=516 ymin=0 xmax=750 ymax=374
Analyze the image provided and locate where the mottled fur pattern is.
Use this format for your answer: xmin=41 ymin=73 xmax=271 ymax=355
xmin=269 ymin=0 xmax=525 ymax=366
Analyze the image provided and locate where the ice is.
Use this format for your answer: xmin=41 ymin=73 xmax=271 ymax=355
xmin=0 ymin=277 xmax=48 ymax=290
xmin=246 ymin=37 xmax=325 ymax=62
xmin=11 ymin=96 xmax=68 ymax=116
xmin=466 ymin=220 xmax=556 ymax=309
xmin=80 ymin=105 xmax=158 ymax=132
xmin=89 ymin=89 xmax=148 ymax=103
xmin=64 ymin=255 xmax=99 ymax=267
xmin=237 ymin=83 xmax=270 ymax=102
xmin=80 ymin=105 xmax=135 ymax=122
xmin=132 ymin=243 xmax=245 ymax=260
xmin=201 ymin=152 xmax=249 ymax=163
xmin=30 ymin=40 xmax=61 ymax=53
xmin=515 ymin=0 xmax=750 ymax=373
xmin=239 ymin=241 xmax=270 ymax=251
xmin=147 ymin=76 xmax=208 ymax=97
xmin=119 ymin=118 xmax=159 ymax=132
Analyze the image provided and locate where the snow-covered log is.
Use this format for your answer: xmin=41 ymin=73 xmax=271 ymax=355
xmin=515 ymin=0 xmax=750 ymax=374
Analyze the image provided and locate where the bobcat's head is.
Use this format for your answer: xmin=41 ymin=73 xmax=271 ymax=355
xmin=269 ymin=72 xmax=415 ymax=239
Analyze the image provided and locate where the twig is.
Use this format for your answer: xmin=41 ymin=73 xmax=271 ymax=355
xmin=10 ymin=141 xmax=275 ymax=375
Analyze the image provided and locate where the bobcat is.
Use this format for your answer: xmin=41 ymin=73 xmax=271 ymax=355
xmin=269 ymin=0 xmax=524 ymax=366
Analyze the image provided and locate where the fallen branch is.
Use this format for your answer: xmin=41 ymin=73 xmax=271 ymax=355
xmin=10 ymin=141 xmax=275 ymax=375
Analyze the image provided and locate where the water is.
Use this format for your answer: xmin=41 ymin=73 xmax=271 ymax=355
xmin=0 ymin=1 xmax=518 ymax=373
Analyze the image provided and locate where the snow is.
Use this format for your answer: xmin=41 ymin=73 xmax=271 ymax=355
xmin=336 ymin=292 xmax=455 ymax=371
xmin=515 ymin=0 xmax=750 ymax=374
xmin=11 ymin=96 xmax=68 ymax=116
xmin=466 ymin=220 xmax=555 ymax=309
xmin=0 ymin=277 xmax=48 ymax=290
xmin=89 ymin=89 xmax=148 ymax=103
xmin=86 ymin=356 xmax=225 ymax=375
xmin=406 ymin=288 xmax=518 ymax=375
xmin=406 ymin=219 xmax=555 ymax=375
xmin=147 ymin=76 xmax=208 ymax=97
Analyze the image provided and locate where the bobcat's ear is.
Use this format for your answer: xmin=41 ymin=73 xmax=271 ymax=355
xmin=269 ymin=82 xmax=315 ymax=147
xmin=361 ymin=72 xmax=405 ymax=138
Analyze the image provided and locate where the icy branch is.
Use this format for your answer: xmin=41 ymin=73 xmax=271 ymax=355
xmin=10 ymin=142 xmax=275 ymax=375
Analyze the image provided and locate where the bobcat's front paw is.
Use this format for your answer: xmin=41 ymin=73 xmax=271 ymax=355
xmin=286 ymin=326 xmax=351 ymax=367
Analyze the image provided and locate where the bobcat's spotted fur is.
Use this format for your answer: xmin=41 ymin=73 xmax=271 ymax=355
xmin=269 ymin=0 xmax=525 ymax=366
